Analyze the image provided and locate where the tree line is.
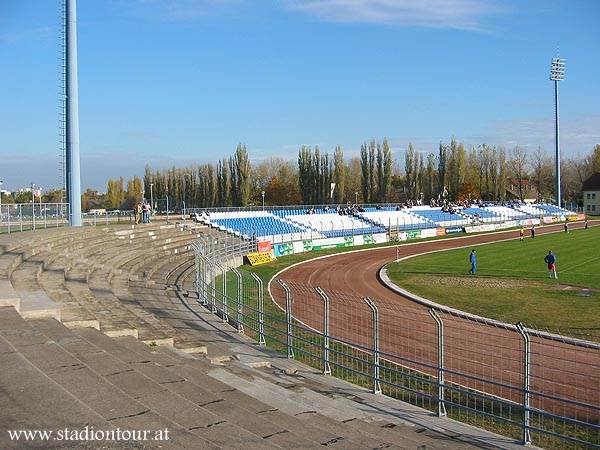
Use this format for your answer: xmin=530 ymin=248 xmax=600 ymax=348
xmin=69 ymin=142 xmax=600 ymax=211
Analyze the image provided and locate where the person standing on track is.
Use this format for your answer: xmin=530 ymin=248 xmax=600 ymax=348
xmin=519 ymin=227 xmax=525 ymax=241
xmin=544 ymin=250 xmax=557 ymax=279
xmin=585 ymin=218 xmax=589 ymax=229
xmin=469 ymin=249 xmax=477 ymax=275
xmin=531 ymin=224 xmax=536 ymax=239
xmin=564 ymin=222 xmax=569 ymax=233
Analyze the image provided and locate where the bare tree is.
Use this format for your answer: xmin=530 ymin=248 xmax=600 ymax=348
xmin=530 ymin=147 xmax=553 ymax=201
xmin=508 ymin=146 xmax=528 ymax=201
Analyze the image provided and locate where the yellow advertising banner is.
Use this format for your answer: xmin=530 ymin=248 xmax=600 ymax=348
xmin=246 ymin=251 xmax=276 ymax=266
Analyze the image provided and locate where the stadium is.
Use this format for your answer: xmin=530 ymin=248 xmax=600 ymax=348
xmin=4 ymin=1 xmax=600 ymax=449
xmin=2 ymin=198 xmax=599 ymax=449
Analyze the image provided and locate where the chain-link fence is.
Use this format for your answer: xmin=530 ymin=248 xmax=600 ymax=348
xmin=192 ymin=234 xmax=600 ymax=449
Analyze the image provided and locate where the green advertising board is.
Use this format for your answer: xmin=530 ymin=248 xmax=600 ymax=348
xmin=306 ymin=236 xmax=355 ymax=251
xmin=363 ymin=234 xmax=374 ymax=245
xmin=406 ymin=230 xmax=421 ymax=239
xmin=303 ymin=240 xmax=314 ymax=252
xmin=275 ymin=242 xmax=294 ymax=256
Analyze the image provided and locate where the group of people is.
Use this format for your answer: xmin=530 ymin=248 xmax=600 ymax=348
xmin=475 ymin=219 xmax=592 ymax=279
xmin=135 ymin=201 xmax=151 ymax=224
xmin=468 ymin=248 xmax=559 ymax=279
xmin=308 ymin=204 xmax=366 ymax=216
xmin=519 ymin=225 xmax=536 ymax=241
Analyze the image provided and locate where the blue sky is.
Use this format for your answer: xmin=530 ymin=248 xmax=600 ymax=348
xmin=1 ymin=0 xmax=599 ymax=191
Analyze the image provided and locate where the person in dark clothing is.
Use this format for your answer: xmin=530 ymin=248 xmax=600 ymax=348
xmin=585 ymin=219 xmax=589 ymax=229
xmin=531 ymin=225 xmax=536 ymax=239
xmin=564 ymin=222 xmax=569 ymax=233
xmin=544 ymin=251 xmax=557 ymax=279
xmin=469 ymin=249 xmax=477 ymax=275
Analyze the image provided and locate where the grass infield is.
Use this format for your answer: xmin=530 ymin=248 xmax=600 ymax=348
xmin=387 ymin=225 xmax=600 ymax=341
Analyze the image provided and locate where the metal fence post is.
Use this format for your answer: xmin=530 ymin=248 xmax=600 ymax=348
xmin=516 ymin=322 xmax=532 ymax=446
xmin=315 ymin=286 xmax=331 ymax=375
xmin=209 ymin=257 xmax=217 ymax=314
xmin=250 ymin=272 xmax=266 ymax=346
xmin=202 ymin=241 xmax=210 ymax=305
xmin=429 ymin=309 xmax=447 ymax=417
xmin=364 ymin=297 xmax=381 ymax=394
xmin=278 ymin=279 xmax=294 ymax=359
xmin=199 ymin=254 xmax=208 ymax=305
xmin=231 ymin=267 xmax=244 ymax=333
xmin=194 ymin=246 xmax=200 ymax=295
xmin=215 ymin=261 xmax=228 ymax=323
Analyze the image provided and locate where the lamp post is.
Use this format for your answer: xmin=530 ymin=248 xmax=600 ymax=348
xmin=354 ymin=191 xmax=358 ymax=205
xmin=261 ymin=191 xmax=265 ymax=210
xmin=31 ymin=182 xmax=36 ymax=230
xmin=150 ymin=182 xmax=154 ymax=216
xmin=0 ymin=180 xmax=3 ymax=222
xmin=550 ymin=57 xmax=565 ymax=208
xmin=65 ymin=0 xmax=82 ymax=226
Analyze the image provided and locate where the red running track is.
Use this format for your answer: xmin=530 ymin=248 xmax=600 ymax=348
xmin=270 ymin=221 xmax=600 ymax=426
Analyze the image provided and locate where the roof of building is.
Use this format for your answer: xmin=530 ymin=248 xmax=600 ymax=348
xmin=582 ymin=173 xmax=600 ymax=191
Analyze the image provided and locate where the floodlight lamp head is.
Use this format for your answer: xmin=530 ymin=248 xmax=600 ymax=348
xmin=550 ymin=58 xmax=566 ymax=81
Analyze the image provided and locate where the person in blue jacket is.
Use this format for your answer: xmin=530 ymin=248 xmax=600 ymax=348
xmin=469 ymin=249 xmax=477 ymax=275
xmin=544 ymin=250 xmax=557 ymax=279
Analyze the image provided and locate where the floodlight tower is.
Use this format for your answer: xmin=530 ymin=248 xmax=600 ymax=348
xmin=550 ymin=57 xmax=565 ymax=208
xmin=64 ymin=0 xmax=82 ymax=226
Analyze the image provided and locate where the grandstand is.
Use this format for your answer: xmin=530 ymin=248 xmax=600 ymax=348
xmin=480 ymin=205 xmax=528 ymax=220
xmin=459 ymin=207 xmax=501 ymax=223
xmin=409 ymin=207 xmax=470 ymax=227
xmin=534 ymin=203 xmax=575 ymax=216
xmin=204 ymin=210 xmax=315 ymax=242
xmin=515 ymin=204 xmax=546 ymax=216
xmin=359 ymin=208 xmax=433 ymax=230
xmin=192 ymin=202 xmax=579 ymax=244
xmin=282 ymin=211 xmax=384 ymax=237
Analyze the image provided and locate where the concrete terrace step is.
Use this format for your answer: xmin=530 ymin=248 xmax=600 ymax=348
xmin=0 ymin=279 xmax=20 ymax=308
xmin=1 ymin=227 xmax=207 ymax=351
xmin=60 ymin=229 xmax=196 ymax=281
xmin=84 ymin=334 xmax=387 ymax=449
xmin=146 ymin=346 xmax=429 ymax=449
xmin=0 ymin=314 xmax=128 ymax=450
xmin=42 ymin=320 xmax=318 ymax=449
xmin=0 ymin=309 xmax=272 ymax=449
xmin=0 ymin=228 xmax=113 ymax=276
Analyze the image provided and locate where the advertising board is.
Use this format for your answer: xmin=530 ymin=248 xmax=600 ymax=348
xmin=257 ymin=241 xmax=273 ymax=253
xmin=246 ymin=251 xmax=276 ymax=266
xmin=274 ymin=242 xmax=294 ymax=257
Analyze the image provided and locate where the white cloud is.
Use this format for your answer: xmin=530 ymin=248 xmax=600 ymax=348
xmin=284 ymin=0 xmax=504 ymax=31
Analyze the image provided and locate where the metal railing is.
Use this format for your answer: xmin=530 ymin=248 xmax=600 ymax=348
xmin=0 ymin=203 xmax=136 ymax=233
xmin=192 ymin=234 xmax=600 ymax=450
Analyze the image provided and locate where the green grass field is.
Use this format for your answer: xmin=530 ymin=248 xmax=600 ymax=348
xmin=387 ymin=225 xmax=600 ymax=341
